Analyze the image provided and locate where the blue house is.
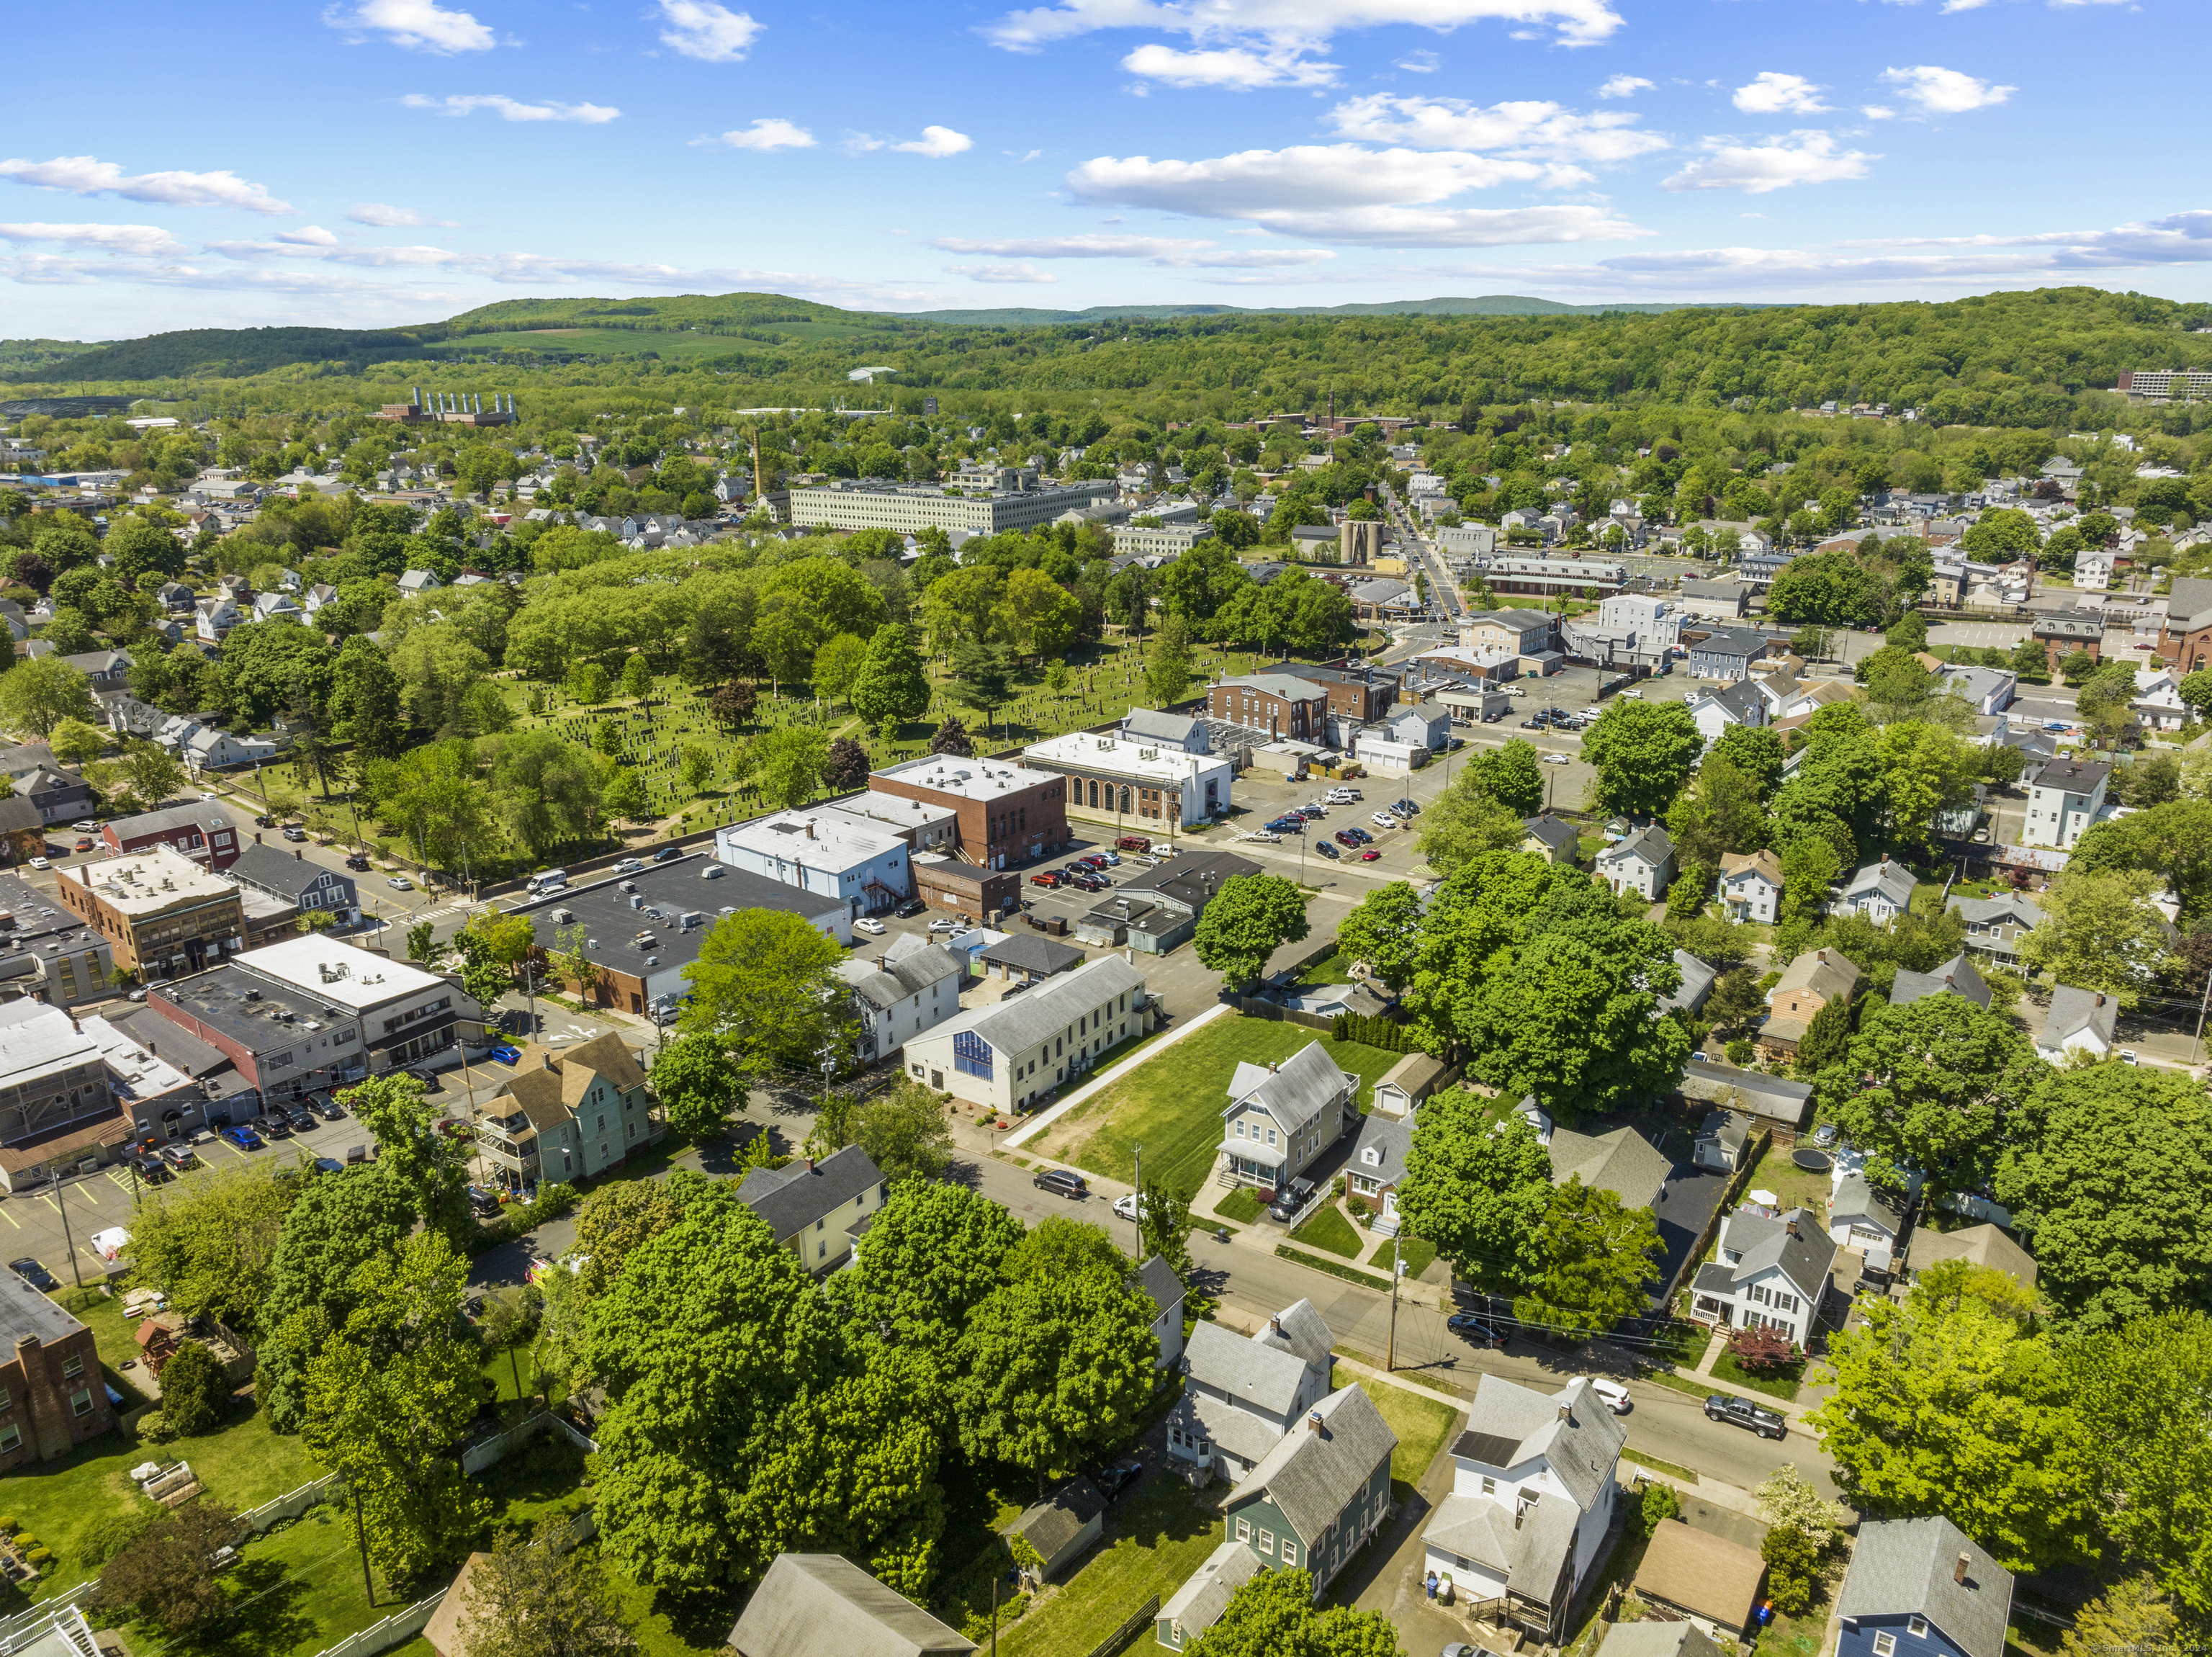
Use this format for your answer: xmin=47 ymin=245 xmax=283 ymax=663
xmin=1836 ymin=1519 xmax=2013 ymax=1657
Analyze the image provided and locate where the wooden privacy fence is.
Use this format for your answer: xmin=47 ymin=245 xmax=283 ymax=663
xmin=1661 ymin=1124 xmax=1772 ymax=1309
xmin=1085 ymin=1596 xmax=1161 ymax=1657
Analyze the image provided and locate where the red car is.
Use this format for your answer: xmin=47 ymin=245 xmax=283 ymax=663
xmin=1077 ymin=855 xmax=1109 ymax=869
xmin=73 ymin=838 xmax=94 ymax=852
xmin=1030 ymin=871 xmax=1064 ymax=888
xmin=1360 ymin=849 xmax=1381 ymax=861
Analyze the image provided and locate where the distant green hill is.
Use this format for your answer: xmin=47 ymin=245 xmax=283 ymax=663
xmin=48 ymin=326 xmax=433 ymax=382
xmin=890 ymin=295 xmax=1728 ymax=325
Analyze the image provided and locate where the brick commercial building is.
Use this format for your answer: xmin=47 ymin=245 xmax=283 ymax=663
xmin=57 ymin=845 xmax=246 ymax=981
xmin=1208 ymin=673 xmax=1328 ymax=742
xmin=910 ymin=854 xmax=1022 ymax=923
xmin=0 ymin=1270 xmax=114 ymax=1467
xmin=868 ymin=755 xmax=1070 ymax=873
xmin=2158 ymin=578 xmax=2212 ymax=673
xmin=1272 ymin=661 xmax=1399 ymax=737
xmin=101 ymin=804 xmax=243 ymax=871
xmin=2031 ymin=610 xmax=2105 ymax=673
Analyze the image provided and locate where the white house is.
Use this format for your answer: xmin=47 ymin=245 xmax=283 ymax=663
xmin=1596 ymin=825 xmax=1676 ymax=901
xmin=1421 ymin=1375 xmax=1627 ymax=1640
xmin=1218 ymin=1041 xmax=1357 ymax=1192
xmin=837 ymin=943 xmax=966 ymax=1064
xmin=1138 ymin=1255 xmax=1185 ymax=1373
xmin=2132 ymin=666 xmax=2192 ymax=732
xmin=2023 ymin=758 xmax=2110 ymax=850
xmin=2034 ymin=984 xmax=2119 ymax=1063
xmin=194 ymin=597 xmax=240 ymax=643
xmin=1837 ymin=858 xmax=1916 ymax=927
xmin=397 ymin=569 xmax=444 ymax=596
xmin=1827 ymin=1173 xmax=1907 ymax=1271
xmin=716 ymin=810 xmax=912 ymax=917
xmin=1719 ymin=850 xmax=1783 ymax=925
xmin=1938 ymin=665 xmax=2018 ymax=717
xmin=2073 ymin=549 xmax=2116 ymax=591
xmin=902 ymin=954 xmax=1148 ymax=1115
xmin=1346 ymin=1112 xmax=1413 ymax=1236
xmin=1687 ymin=681 xmax=1768 ymax=749
xmin=1688 ymin=1205 xmax=1831 ymax=1348
xmin=251 ymin=591 xmax=304 ymax=625
xmin=1166 ymin=1299 xmax=1335 ymax=1480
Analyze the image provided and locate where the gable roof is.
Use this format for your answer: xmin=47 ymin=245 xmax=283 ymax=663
xmin=923 ymin=954 xmax=1146 ymax=1059
xmin=1007 ymin=1477 xmax=1105 ymax=1563
xmin=1678 ymin=1059 xmax=1814 ymax=1128
xmin=728 ymin=1553 xmax=974 ymax=1657
xmin=976 ymin=933 xmax=1085 ymax=976
xmin=1770 ymin=949 xmax=1862 ymax=1004
xmin=1954 ymin=893 xmax=2042 ymax=929
xmin=1842 ymin=859 xmax=1917 ymax=910
xmin=1889 ymin=952 xmax=1991 ymax=1011
xmin=2030 ymin=756 xmax=2110 ymax=796
xmin=1450 ymin=1373 xmax=1627 ymax=1512
xmin=1159 ymin=1540 xmax=1264 ymax=1641
xmin=1908 ymin=1222 xmax=2036 ymax=1288
xmin=735 ymin=1144 xmax=885 ymax=1241
xmin=1692 ymin=680 xmax=1766 ymax=724
xmin=1831 ymin=1173 xmax=1907 ymax=1239
xmin=1350 ymin=1113 xmax=1414 ymax=1188
xmin=840 ymin=943 xmax=964 ymax=1011
xmin=1705 ymin=1205 xmax=1833 ymax=1303
xmin=1599 ymin=824 xmax=1673 ymax=871
xmin=1254 ymin=1298 xmax=1333 ymax=1372
xmin=1692 ymin=627 xmax=1768 ymax=660
xmin=1719 ymin=848 xmax=1782 ymax=889
xmin=1523 ymin=813 xmax=1578 ymax=854
xmin=1836 ymin=1517 xmax=2013 ymax=1657
xmin=1660 ymin=949 xmax=1717 ymax=1015
xmin=1182 ymin=1315 xmax=1316 ymax=1418
xmin=1599 ymin=1622 xmax=1728 ymax=1657
xmin=1632 ymin=1521 xmax=1767 ymax=1636
xmin=1121 ymin=707 xmax=1206 ymax=747
xmin=1226 ymin=1041 xmax=1354 ymax=1133
xmin=1137 ymin=1254 xmax=1183 ymax=1322
xmin=228 ymin=842 xmax=346 ymax=902
xmin=1548 ymin=1125 xmax=1671 ymax=1211
xmin=1227 ymin=1382 xmax=1396 ymax=1544
xmin=0 ymin=795 xmax=43 ymax=836
xmin=2042 ymin=984 xmax=2118 ymax=1048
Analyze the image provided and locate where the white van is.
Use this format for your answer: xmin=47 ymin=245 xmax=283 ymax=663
xmin=526 ymin=868 xmax=569 ymax=894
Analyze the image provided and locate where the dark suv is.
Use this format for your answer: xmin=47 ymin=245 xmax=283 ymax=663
xmin=1704 ymin=1393 xmax=1786 ymax=1440
xmin=1033 ymin=1169 xmax=1087 ymax=1200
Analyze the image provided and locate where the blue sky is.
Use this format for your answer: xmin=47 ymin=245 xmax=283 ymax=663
xmin=4 ymin=0 xmax=2206 ymax=336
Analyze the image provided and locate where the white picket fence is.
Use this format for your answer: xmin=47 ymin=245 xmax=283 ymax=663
xmin=308 ymin=1587 xmax=446 ymax=1657
xmin=240 ymin=1472 xmax=346 ymax=1535
xmin=459 ymin=1409 xmax=598 ymax=1475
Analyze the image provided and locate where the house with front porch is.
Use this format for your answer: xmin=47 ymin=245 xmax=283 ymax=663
xmin=1217 ymin=1040 xmax=1356 ymax=1193
xmin=1688 ymin=1205 xmax=1831 ymax=1348
xmin=1596 ymin=825 xmax=1675 ymax=901
xmin=1719 ymin=849 xmax=1782 ymax=924
xmin=1421 ymin=1375 xmax=1627 ymax=1640
xmin=1837 ymin=858 xmax=1916 ymax=926
xmin=1346 ymin=1112 xmax=1413 ymax=1236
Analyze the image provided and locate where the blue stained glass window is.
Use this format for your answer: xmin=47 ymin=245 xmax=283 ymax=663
xmin=954 ymin=1031 xmax=994 ymax=1080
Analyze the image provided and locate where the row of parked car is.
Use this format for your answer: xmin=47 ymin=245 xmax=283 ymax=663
xmin=1028 ymin=848 xmax=1125 ymax=892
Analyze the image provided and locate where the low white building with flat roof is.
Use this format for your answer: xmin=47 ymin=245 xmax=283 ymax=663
xmin=1022 ymin=730 xmax=1233 ymax=830
xmin=788 ymin=477 xmax=1115 ymax=536
xmin=715 ymin=810 xmax=913 ymax=917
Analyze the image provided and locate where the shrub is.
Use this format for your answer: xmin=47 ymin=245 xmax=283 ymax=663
xmin=1728 ymin=1324 xmax=1797 ymax=1375
xmin=1637 ymin=1481 xmax=1681 ymax=1538
xmin=14 ymin=1533 xmax=37 ymax=1552
xmin=1348 ymin=1194 xmax=1372 ymax=1218
xmin=1725 ymin=1038 xmax=1755 ymax=1065
xmin=156 ymin=1341 xmax=229 ymax=1438
xmin=0 ymin=1516 xmax=15 ymax=1533
xmin=1761 ymin=1525 xmax=1823 ymax=1616
xmin=136 ymin=1411 xmax=175 ymax=1445
xmin=82 ymin=1511 xmax=156 ymax=1568
xmin=26 ymin=1550 xmax=50 ymax=1568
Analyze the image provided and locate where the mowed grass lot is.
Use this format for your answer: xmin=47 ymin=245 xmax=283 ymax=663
xmin=1332 ymin=1367 xmax=1462 ymax=1504
xmin=999 ymin=1473 xmax=1220 ymax=1657
xmin=1043 ymin=1018 xmax=1408 ymax=1198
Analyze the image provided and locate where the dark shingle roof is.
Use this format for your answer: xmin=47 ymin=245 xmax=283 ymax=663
xmin=1007 ymin=1478 xmax=1105 ymax=1563
xmin=1836 ymin=1518 xmax=2013 ymax=1657
xmin=1137 ymin=1254 xmax=1183 ymax=1321
xmin=736 ymin=1144 xmax=884 ymax=1241
xmin=976 ymin=933 xmax=1085 ymax=975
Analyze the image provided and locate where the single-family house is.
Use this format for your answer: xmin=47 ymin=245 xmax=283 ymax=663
xmin=734 ymin=1144 xmax=890 ymax=1273
xmin=1346 ymin=1111 xmax=1413 ymax=1235
xmin=1678 ymin=578 xmax=1750 ymax=621
xmin=1834 ymin=1518 xmax=2013 ymax=1657
xmin=1004 ymin=1478 xmax=1105 ymax=1587
xmin=1954 ymin=893 xmax=2043 ymax=964
xmin=1759 ymin=948 xmax=1862 ymax=1061
xmin=156 ymin=581 xmax=194 ymax=615
xmin=1719 ymin=849 xmax=1783 ymax=924
xmin=0 ymin=795 xmax=46 ymax=866
xmin=1692 ymin=1110 xmax=1752 ymax=1172
xmin=302 ymin=582 xmax=339 ymax=616
xmin=1549 ymin=1125 xmax=1671 ymax=1212
xmin=1905 ymin=1223 xmax=2036 ymax=1291
xmin=1660 ymin=948 xmax=1717 ymax=1017
xmin=1166 ymin=1301 xmax=1335 ymax=1480
xmin=2023 ymin=758 xmax=2110 ymax=850
xmin=1156 ymin=1544 xmax=1265 ymax=1653
xmin=1217 ymin=1041 xmax=1357 ymax=1192
xmin=397 ymin=569 xmax=444 ymax=597
xmin=1138 ymin=1254 xmax=1186 ymax=1371
xmin=1889 ymin=952 xmax=1990 ymax=1010
xmin=1383 ymin=701 xmax=1452 ymax=752
xmin=837 ymin=943 xmax=966 ymax=1064
xmin=1596 ymin=825 xmax=1676 ymax=901
xmin=725 ymin=1553 xmax=974 ymax=1657
xmin=1521 ymin=813 xmax=1581 ymax=866
xmin=1678 ymin=1061 xmax=1814 ymax=1133
xmin=1829 ymin=1172 xmax=1908 ymax=1270
xmin=194 ymin=596 xmax=240 ymax=643
xmin=1631 ymin=1524 xmax=1769 ymax=1643
xmin=1938 ymin=665 xmax=2018 ymax=716
xmin=2034 ymin=984 xmax=2118 ymax=1063
xmin=1689 ymin=1205 xmax=1831 ymax=1347
xmin=1687 ymin=681 xmax=1768 ymax=747
xmin=251 ymin=592 xmax=304 ymax=625
xmin=1220 ymin=1383 xmax=1395 ymax=1596
xmin=1838 ymin=858 xmax=1917 ymax=926
xmin=1421 ymin=1375 xmax=1626 ymax=1639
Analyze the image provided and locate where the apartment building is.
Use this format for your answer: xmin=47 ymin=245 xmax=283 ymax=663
xmin=0 ymin=870 xmax=114 ymax=1008
xmin=475 ymin=1033 xmax=660 ymax=1190
xmin=0 ymin=1272 xmax=114 ymax=1466
xmin=787 ymin=477 xmax=1114 ymax=536
xmin=1206 ymin=673 xmax=1328 ymax=742
xmin=56 ymin=846 xmax=246 ymax=980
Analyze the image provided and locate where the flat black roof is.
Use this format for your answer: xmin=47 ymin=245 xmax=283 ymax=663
xmin=507 ymin=851 xmax=844 ymax=982
xmin=153 ymin=961 xmax=351 ymax=1051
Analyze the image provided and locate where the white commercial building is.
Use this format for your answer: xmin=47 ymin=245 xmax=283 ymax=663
xmin=1022 ymin=730 xmax=1233 ymax=830
xmin=1112 ymin=522 xmax=1214 ymax=559
xmin=714 ymin=809 xmax=913 ymax=917
xmin=904 ymin=954 xmax=1151 ymax=1114
xmin=788 ymin=477 xmax=1115 ymax=536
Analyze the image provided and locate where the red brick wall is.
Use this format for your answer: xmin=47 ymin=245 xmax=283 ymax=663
xmin=0 ymin=1326 xmax=114 ymax=1465
xmin=871 ymin=775 xmax=1068 ymax=868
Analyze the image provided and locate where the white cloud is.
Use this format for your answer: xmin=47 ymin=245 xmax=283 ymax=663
xmin=277 ymin=225 xmax=341 ymax=246
xmin=656 ymin=0 xmax=763 ymax=62
xmin=1234 ymin=203 xmax=1640 ymax=245
xmin=701 ymin=117 xmax=817 ymax=151
xmin=1121 ymin=43 xmax=1339 ymax=86
xmin=1007 ymin=148 xmax=1045 ymax=161
xmin=1862 ymin=104 xmax=1897 ymax=120
xmin=323 ymin=0 xmax=495 ymax=53
xmin=206 ymin=238 xmax=472 ymax=267
xmin=1879 ymin=65 xmax=2015 ymax=114
xmin=0 ymin=222 xmax=188 ymax=257
xmin=1324 ymin=93 xmax=1666 ymax=169
xmin=891 ymin=126 xmax=974 ymax=157
xmin=1732 ymin=72 xmax=1827 ymax=114
xmin=1661 ymin=131 xmax=1874 ymax=193
xmin=1397 ymin=48 xmax=1441 ymax=71
xmin=400 ymin=94 xmax=621 ymax=122
xmin=1596 ymin=74 xmax=1652 ymax=99
xmin=947 ymin=262 xmax=1059 ymax=282
xmin=984 ymin=0 xmax=1626 ymax=58
xmin=929 ymin=231 xmax=1334 ymax=265
xmin=0 ymin=155 xmax=294 ymax=215
xmin=346 ymin=202 xmax=458 ymax=227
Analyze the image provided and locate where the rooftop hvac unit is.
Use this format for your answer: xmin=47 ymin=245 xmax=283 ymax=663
xmin=644 ymin=956 xmax=659 ymax=967
xmin=629 ymin=894 xmax=644 ymax=910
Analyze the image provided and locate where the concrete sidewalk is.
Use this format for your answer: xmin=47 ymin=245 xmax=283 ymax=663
xmin=1001 ymin=1001 xmax=1235 ymax=1149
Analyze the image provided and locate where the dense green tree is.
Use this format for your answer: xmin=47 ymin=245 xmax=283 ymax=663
xmin=1667 ymin=754 xmax=1766 ymax=868
xmin=1807 ymin=1263 xmax=2085 ymax=1571
xmin=1397 ymin=1094 xmax=1552 ymax=1290
xmin=947 ymin=642 xmax=1015 ymax=735
xmin=1186 ymin=1568 xmax=1404 ymax=1657
xmin=841 ymin=1180 xmax=1025 ymax=1365
xmin=1416 ymin=771 xmax=1532 ymax=873
xmin=2065 ymin=1320 xmax=2212 ymax=1620
xmin=333 ymin=635 xmax=406 ymax=759
xmin=649 ymin=1032 xmax=747 ymax=1141
xmin=1580 ymin=699 xmax=1703 ymax=819
xmin=1709 ymin=724 xmax=1786 ymax=797
xmin=1512 ymin=1178 xmax=1662 ymax=1338
xmin=481 ymin=729 xmax=603 ymax=858
xmin=1464 ymin=738 xmax=1544 ymax=817
xmin=2058 ymin=1576 xmax=2180 ymax=1657
xmin=0 ymin=655 xmax=94 ymax=737
xmin=999 ymin=1215 xmax=1127 ymax=1285
xmin=2018 ymin=870 xmax=2177 ymax=1007
xmin=680 ymin=906 xmax=855 ymax=1071
xmin=848 ymin=624 xmax=932 ymax=734
xmin=454 ymin=1518 xmax=638 ymax=1657
xmin=1192 ymin=873 xmax=1311 ymax=988
xmin=341 ymin=1071 xmax=472 ymax=1241
xmin=1335 ymin=881 xmax=1426 ymax=992
xmin=88 ymin=1498 xmax=240 ymax=1634
xmin=154 ymin=1339 xmax=229 ymax=1438
xmin=122 ymin=1164 xmax=296 ymax=1337
xmin=256 ymin=1162 xmax=418 ymax=1431
xmin=848 ymin=1077 xmax=954 ymax=1182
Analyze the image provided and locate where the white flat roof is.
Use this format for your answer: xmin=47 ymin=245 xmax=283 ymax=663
xmin=721 ymin=810 xmax=906 ymax=871
xmin=68 ymin=845 xmax=236 ymax=914
xmin=872 ymin=755 xmax=1062 ymax=804
xmin=83 ymin=1014 xmax=192 ymax=1102
xmin=1025 ymin=731 xmax=1223 ymax=784
xmin=233 ymin=935 xmax=449 ymax=1008
xmin=0 ymin=1001 xmax=99 ymax=1089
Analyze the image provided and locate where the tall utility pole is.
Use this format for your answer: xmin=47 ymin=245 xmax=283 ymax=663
xmin=1385 ymin=1239 xmax=1403 ymax=1371
xmin=2193 ymin=963 xmax=2212 ymax=1064
xmin=1130 ymin=1144 xmax=1143 ymax=1254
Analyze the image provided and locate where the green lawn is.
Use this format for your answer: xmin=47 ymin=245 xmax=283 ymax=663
xmin=1367 ymin=1234 xmax=1437 ymax=1280
xmin=1743 ymin=1137 xmax=1828 ymax=1218
xmin=1711 ymin=1348 xmax=1806 ymax=1401
xmin=1331 ymin=1366 xmax=1460 ymax=1501
xmin=52 ymin=1285 xmax=157 ymax=1412
xmin=998 ymin=1473 xmax=1220 ymax=1657
xmin=3 ymin=1401 xmax=323 ymax=1596
xmin=1049 ymin=1016 xmax=1408 ymax=1198
xmin=1215 ymin=1187 xmax=1264 ymax=1223
xmin=1295 ymin=948 xmax=1356 ymax=985
xmin=1290 ymin=1205 xmax=1362 ymax=1259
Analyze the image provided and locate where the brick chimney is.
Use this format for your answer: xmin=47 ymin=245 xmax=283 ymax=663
xmin=1786 ymin=1218 xmax=1799 ymax=1239
xmin=1954 ymin=1554 xmax=1970 ymax=1586
xmin=1271 ymin=1316 xmax=1283 ymax=1337
xmin=1557 ymin=1403 xmax=1571 ymax=1422
xmin=1307 ymin=1409 xmax=1324 ymax=1434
